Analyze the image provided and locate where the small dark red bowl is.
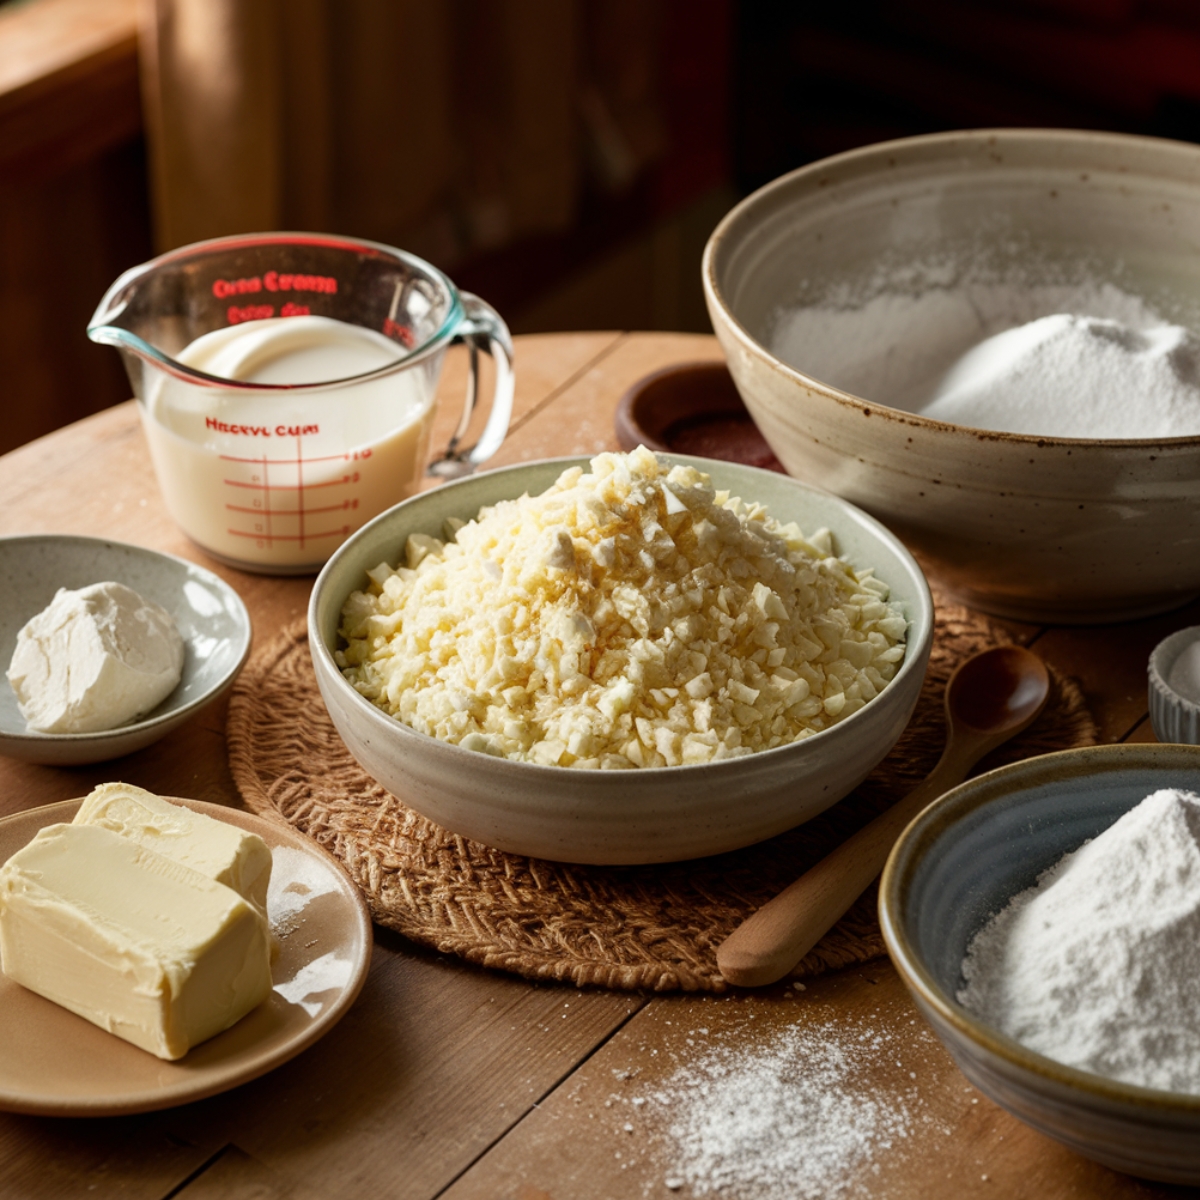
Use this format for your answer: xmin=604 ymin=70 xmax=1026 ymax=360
xmin=614 ymin=361 xmax=785 ymax=473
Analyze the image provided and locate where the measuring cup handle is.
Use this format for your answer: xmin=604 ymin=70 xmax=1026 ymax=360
xmin=427 ymin=292 xmax=515 ymax=479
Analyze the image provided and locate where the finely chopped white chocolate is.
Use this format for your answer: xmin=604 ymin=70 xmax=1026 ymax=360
xmin=0 ymin=822 xmax=272 ymax=1060
xmin=337 ymin=447 xmax=907 ymax=768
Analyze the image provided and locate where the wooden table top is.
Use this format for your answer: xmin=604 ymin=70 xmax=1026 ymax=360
xmin=1 ymin=331 xmax=1195 ymax=1200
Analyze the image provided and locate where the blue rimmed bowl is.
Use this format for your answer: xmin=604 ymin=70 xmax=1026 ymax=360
xmin=880 ymin=742 xmax=1200 ymax=1183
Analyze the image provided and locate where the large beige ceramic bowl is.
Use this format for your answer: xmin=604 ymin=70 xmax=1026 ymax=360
xmin=704 ymin=129 xmax=1200 ymax=624
xmin=309 ymin=455 xmax=932 ymax=864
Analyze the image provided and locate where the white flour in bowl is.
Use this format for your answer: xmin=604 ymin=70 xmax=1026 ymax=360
xmin=918 ymin=314 xmax=1200 ymax=437
xmin=769 ymin=279 xmax=1200 ymax=438
xmin=958 ymin=787 xmax=1200 ymax=1093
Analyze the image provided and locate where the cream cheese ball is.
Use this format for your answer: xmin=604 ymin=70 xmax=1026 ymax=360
xmin=337 ymin=447 xmax=907 ymax=769
xmin=7 ymin=581 xmax=185 ymax=733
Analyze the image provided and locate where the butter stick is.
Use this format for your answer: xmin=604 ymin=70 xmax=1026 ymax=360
xmin=74 ymin=782 xmax=271 ymax=915
xmin=0 ymin=822 xmax=273 ymax=1060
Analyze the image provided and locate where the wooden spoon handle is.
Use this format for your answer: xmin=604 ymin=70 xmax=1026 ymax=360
xmin=716 ymin=738 xmax=986 ymax=988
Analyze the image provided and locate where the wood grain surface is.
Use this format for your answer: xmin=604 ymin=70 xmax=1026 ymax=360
xmin=0 ymin=333 xmax=1186 ymax=1200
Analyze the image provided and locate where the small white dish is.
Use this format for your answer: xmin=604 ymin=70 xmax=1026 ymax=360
xmin=1149 ymin=626 xmax=1200 ymax=745
xmin=0 ymin=535 xmax=252 ymax=764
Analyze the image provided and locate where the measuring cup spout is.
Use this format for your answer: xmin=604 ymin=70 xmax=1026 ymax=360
xmin=88 ymin=259 xmax=197 ymax=398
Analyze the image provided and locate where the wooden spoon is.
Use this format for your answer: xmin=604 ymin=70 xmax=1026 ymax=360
xmin=716 ymin=644 xmax=1051 ymax=988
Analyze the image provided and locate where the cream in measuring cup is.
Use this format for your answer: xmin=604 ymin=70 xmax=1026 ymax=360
xmin=89 ymin=233 xmax=514 ymax=574
xmin=145 ymin=316 xmax=436 ymax=571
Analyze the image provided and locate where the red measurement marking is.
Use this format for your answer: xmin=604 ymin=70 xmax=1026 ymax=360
xmin=223 ymin=474 xmax=357 ymax=492
xmin=220 ymin=451 xmax=353 ymax=466
xmin=224 ymin=478 xmax=297 ymax=491
xmin=227 ymin=499 xmax=358 ymax=517
xmin=307 ymin=473 xmax=358 ymax=489
xmin=226 ymin=526 xmax=351 ymax=542
xmin=382 ymin=317 xmax=415 ymax=347
xmin=222 ymin=427 xmax=368 ymax=548
xmin=224 ymin=468 xmax=357 ymax=487
xmin=259 ymin=453 xmax=272 ymax=544
xmin=294 ymin=430 xmax=305 ymax=547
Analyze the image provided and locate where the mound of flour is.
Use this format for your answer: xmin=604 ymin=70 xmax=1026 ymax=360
xmin=958 ymin=787 xmax=1200 ymax=1093
xmin=769 ymin=280 xmax=1200 ymax=438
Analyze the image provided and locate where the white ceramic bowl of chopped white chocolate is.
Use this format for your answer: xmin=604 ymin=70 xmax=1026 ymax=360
xmin=308 ymin=448 xmax=933 ymax=864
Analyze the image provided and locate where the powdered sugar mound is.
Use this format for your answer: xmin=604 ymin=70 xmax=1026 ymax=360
xmin=959 ymin=787 xmax=1200 ymax=1092
xmin=920 ymin=315 xmax=1200 ymax=437
xmin=766 ymin=277 xmax=1200 ymax=437
xmin=646 ymin=1019 xmax=917 ymax=1199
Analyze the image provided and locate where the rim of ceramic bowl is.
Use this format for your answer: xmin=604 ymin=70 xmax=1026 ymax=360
xmin=879 ymin=742 xmax=1200 ymax=1113
xmin=0 ymin=534 xmax=252 ymax=748
xmin=309 ymin=452 xmax=935 ymax=780
xmin=703 ymin=127 xmax=1200 ymax=450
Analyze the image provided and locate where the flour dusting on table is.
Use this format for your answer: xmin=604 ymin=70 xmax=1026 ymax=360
xmin=633 ymin=1008 xmax=949 ymax=1199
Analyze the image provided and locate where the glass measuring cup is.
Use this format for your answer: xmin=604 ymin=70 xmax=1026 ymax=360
xmin=88 ymin=232 xmax=514 ymax=574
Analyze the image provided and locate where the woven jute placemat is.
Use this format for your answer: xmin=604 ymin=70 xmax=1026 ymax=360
xmin=227 ymin=594 xmax=1098 ymax=992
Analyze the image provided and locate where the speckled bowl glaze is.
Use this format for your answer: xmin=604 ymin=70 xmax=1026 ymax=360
xmin=703 ymin=129 xmax=1200 ymax=624
xmin=0 ymin=536 xmax=251 ymax=765
xmin=880 ymin=743 xmax=1200 ymax=1184
xmin=1149 ymin=626 xmax=1200 ymax=745
xmin=309 ymin=454 xmax=933 ymax=864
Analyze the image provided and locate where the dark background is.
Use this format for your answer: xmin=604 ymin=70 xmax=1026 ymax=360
xmin=5 ymin=0 xmax=1200 ymax=454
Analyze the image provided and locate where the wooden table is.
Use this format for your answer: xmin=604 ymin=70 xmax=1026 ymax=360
xmin=1 ymin=332 xmax=1195 ymax=1200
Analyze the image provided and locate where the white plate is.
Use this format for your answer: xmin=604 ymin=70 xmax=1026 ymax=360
xmin=0 ymin=797 xmax=372 ymax=1116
